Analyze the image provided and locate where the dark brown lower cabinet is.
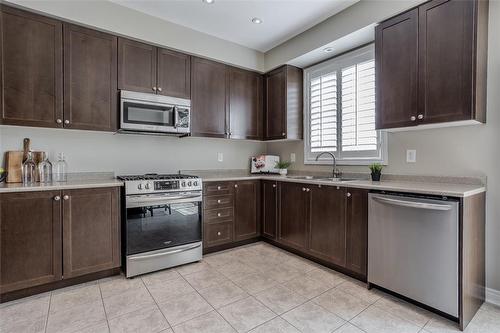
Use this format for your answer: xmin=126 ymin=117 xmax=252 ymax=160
xmin=0 ymin=191 xmax=62 ymax=294
xmin=308 ymin=185 xmax=346 ymax=267
xmin=234 ymin=181 xmax=260 ymax=241
xmin=345 ymin=188 xmax=369 ymax=276
xmin=278 ymin=182 xmax=309 ymax=251
xmin=62 ymin=188 xmax=120 ymax=279
xmin=0 ymin=187 xmax=121 ymax=297
xmin=262 ymin=180 xmax=278 ymax=240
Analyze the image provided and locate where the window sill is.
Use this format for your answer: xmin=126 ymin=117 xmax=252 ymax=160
xmin=304 ymin=158 xmax=388 ymax=166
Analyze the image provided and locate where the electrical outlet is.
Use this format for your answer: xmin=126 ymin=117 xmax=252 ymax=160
xmin=290 ymin=153 xmax=296 ymax=163
xmin=406 ymin=150 xmax=417 ymax=163
xmin=217 ymin=152 xmax=223 ymax=162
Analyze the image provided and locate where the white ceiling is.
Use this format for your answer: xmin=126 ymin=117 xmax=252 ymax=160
xmin=110 ymin=0 xmax=359 ymax=52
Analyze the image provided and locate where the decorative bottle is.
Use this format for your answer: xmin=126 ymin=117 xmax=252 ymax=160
xmin=54 ymin=152 xmax=68 ymax=182
xmin=38 ymin=152 xmax=53 ymax=183
xmin=22 ymin=151 xmax=36 ymax=184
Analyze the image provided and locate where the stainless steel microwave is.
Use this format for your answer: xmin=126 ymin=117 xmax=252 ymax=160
xmin=119 ymin=90 xmax=190 ymax=136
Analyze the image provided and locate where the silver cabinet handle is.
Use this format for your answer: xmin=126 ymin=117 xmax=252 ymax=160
xmin=217 ymin=186 xmax=221 ymax=190
xmin=302 ymin=187 xmax=306 ymax=192
xmin=234 ymin=184 xmax=238 ymax=188
xmin=417 ymin=114 xmax=424 ymax=120
xmin=54 ymin=196 xmax=61 ymax=201
xmin=217 ymin=199 xmax=221 ymax=203
xmin=272 ymin=184 xmax=277 ymax=188
xmin=306 ymin=188 xmax=310 ymax=192
xmin=347 ymin=192 xmax=352 ymax=197
xmin=152 ymin=87 xmax=157 ymax=91
xmin=63 ymin=195 xmax=69 ymax=200
xmin=56 ymin=118 xmax=62 ymax=124
xmin=217 ymin=213 xmax=221 ymax=217
xmin=282 ymin=132 xmax=286 ymax=136
xmin=217 ymin=232 xmax=221 ymax=236
xmin=410 ymin=116 xmax=416 ymax=121
xmin=64 ymin=120 xmax=70 ymax=125
xmin=157 ymin=87 xmax=162 ymax=92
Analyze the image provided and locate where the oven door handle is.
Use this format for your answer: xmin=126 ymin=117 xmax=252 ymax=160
xmin=126 ymin=194 xmax=202 ymax=207
xmin=129 ymin=243 xmax=202 ymax=261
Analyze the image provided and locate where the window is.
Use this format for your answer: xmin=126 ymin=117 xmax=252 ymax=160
xmin=304 ymin=44 xmax=387 ymax=165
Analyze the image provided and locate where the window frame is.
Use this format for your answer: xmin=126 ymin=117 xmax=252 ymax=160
xmin=303 ymin=44 xmax=388 ymax=166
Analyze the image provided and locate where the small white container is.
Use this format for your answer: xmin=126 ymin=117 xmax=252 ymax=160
xmin=279 ymin=169 xmax=288 ymax=176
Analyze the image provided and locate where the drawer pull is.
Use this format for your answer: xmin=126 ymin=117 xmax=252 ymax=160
xmin=217 ymin=199 xmax=221 ymax=203
xmin=217 ymin=231 xmax=221 ymax=236
xmin=234 ymin=184 xmax=238 ymax=188
xmin=217 ymin=213 xmax=221 ymax=217
xmin=272 ymin=184 xmax=277 ymax=188
xmin=217 ymin=186 xmax=221 ymax=190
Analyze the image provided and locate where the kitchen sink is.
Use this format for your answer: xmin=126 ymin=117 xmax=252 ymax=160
xmin=285 ymin=175 xmax=358 ymax=182
xmin=285 ymin=175 xmax=324 ymax=180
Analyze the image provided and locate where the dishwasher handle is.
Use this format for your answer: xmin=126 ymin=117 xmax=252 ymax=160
xmin=372 ymin=195 xmax=453 ymax=211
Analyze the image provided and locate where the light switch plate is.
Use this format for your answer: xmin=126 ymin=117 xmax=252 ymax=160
xmin=290 ymin=153 xmax=296 ymax=163
xmin=406 ymin=150 xmax=417 ymax=163
xmin=217 ymin=152 xmax=223 ymax=162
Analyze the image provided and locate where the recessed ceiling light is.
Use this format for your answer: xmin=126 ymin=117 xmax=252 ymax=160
xmin=324 ymin=47 xmax=334 ymax=53
xmin=251 ymin=17 xmax=263 ymax=24
xmin=202 ymin=0 xmax=215 ymax=4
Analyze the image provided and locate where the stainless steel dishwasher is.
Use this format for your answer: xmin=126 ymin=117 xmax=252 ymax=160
xmin=368 ymin=192 xmax=459 ymax=317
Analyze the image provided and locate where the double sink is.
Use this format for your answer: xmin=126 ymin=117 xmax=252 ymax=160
xmin=285 ymin=175 xmax=358 ymax=183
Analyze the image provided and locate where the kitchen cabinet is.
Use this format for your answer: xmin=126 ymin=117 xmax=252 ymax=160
xmin=0 ymin=6 xmax=63 ymax=128
xmin=234 ymin=180 xmax=260 ymax=241
xmin=191 ymin=57 xmax=228 ymax=138
xmin=62 ymin=187 xmax=120 ymax=279
xmin=118 ymin=38 xmax=191 ymax=98
xmin=375 ymin=0 xmax=488 ymax=129
xmin=64 ymin=24 xmax=118 ymax=131
xmin=262 ymin=180 xmax=278 ymax=240
xmin=309 ymin=185 xmax=346 ymax=267
xmin=0 ymin=187 xmax=121 ymax=298
xmin=345 ymin=188 xmax=368 ymax=277
xmin=228 ymin=67 xmax=263 ymax=140
xmin=264 ymin=65 xmax=303 ymax=140
xmin=278 ymin=182 xmax=309 ymax=250
xmin=0 ymin=191 xmax=62 ymax=294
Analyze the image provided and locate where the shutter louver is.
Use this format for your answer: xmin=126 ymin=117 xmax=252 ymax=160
xmin=309 ymin=72 xmax=337 ymax=152
xmin=341 ymin=59 xmax=377 ymax=152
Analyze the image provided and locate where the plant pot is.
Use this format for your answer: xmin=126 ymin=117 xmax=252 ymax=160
xmin=279 ymin=169 xmax=288 ymax=176
xmin=371 ymin=172 xmax=381 ymax=181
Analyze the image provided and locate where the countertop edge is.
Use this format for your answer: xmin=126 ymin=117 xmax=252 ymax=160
xmin=0 ymin=181 xmax=124 ymax=193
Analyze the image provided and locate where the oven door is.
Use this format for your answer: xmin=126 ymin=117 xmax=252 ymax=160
xmin=125 ymin=192 xmax=202 ymax=255
xmin=121 ymin=98 xmax=176 ymax=133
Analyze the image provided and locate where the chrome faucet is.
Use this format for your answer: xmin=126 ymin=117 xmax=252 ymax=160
xmin=315 ymin=152 xmax=341 ymax=179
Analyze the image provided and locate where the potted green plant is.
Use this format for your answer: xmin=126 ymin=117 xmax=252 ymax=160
xmin=275 ymin=161 xmax=292 ymax=176
xmin=369 ymin=163 xmax=383 ymax=181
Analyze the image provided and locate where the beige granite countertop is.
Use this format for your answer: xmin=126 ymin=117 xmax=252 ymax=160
xmin=184 ymin=170 xmax=486 ymax=198
xmin=0 ymin=173 xmax=123 ymax=193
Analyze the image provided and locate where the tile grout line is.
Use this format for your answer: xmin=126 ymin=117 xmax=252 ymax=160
xmin=140 ymin=275 xmax=174 ymax=331
xmin=97 ymin=279 xmax=112 ymax=332
xmin=43 ymin=292 xmax=52 ymax=333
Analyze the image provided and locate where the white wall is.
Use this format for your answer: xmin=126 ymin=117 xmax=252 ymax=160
xmin=267 ymin=1 xmax=500 ymax=295
xmin=5 ymin=0 xmax=265 ymax=72
xmin=0 ymin=126 xmax=265 ymax=175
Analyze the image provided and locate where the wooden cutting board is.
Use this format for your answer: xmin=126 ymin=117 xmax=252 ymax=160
xmin=5 ymin=151 xmax=24 ymax=183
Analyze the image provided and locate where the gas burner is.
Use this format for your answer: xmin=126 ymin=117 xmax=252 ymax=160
xmin=117 ymin=174 xmax=198 ymax=181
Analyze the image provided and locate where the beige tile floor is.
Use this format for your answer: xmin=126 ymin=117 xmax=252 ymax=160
xmin=1 ymin=242 xmax=499 ymax=333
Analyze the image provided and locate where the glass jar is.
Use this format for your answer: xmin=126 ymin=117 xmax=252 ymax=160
xmin=22 ymin=151 xmax=36 ymax=184
xmin=38 ymin=152 xmax=53 ymax=183
xmin=54 ymin=152 xmax=68 ymax=182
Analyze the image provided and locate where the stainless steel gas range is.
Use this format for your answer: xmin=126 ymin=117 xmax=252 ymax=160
xmin=117 ymin=173 xmax=203 ymax=277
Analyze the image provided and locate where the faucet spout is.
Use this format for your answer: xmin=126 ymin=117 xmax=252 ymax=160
xmin=315 ymin=152 xmax=340 ymax=179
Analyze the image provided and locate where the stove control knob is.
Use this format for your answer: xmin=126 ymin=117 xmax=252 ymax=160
xmin=181 ymin=181 xmax=186 ymax=187
xmin=193 ymin=181 xmax=198 ymax=187
xmin=187 ymin=181 xmax=192 ymax=186
xmin=137 ymin=183 xmax=143 ymax=190
xmin=145 ymin=183 xmax=150 ymax=190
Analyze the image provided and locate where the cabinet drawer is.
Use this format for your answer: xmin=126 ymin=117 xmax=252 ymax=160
xmin=204 ymin=195 xmax=233 ymax=210
xmin=204 ymin=207 xmax=233 ymax=223
xmin=203 ymin=182 xmax=234 ymax=196
xmin=204 ymin=222 xmax=233 ymax=247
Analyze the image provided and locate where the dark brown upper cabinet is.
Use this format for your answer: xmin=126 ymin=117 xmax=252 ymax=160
xmin=228 ymin=67 xmax=263 ymax=140
xmin=345 ymin=188 xmax=368 ymax=278
xmin=118 ymin=38 xmax=191 ymax=98
xmin=376 ymin=0 xmax=488 ymax=129
xmin=264 ymin=65 xmax=303 ymax=140
xmin=64 ymin=24 xmax=118 ymax=131
xmin=309 ymin=185 xmax=346 ymax=267
xmin=233 ymin=180 xmax=260 ymax=241
xmin=375 ymin=9 xmax=418 ymax=129
xmin=0 ymin=6 xmax=63 ymax=128
xmin=0 ymin=191 xmax=62 ymax=294
xmin=191 ymin=57 xmax=229 ymax=138
xmin=262 ymin=180 xmax=278 ymax=240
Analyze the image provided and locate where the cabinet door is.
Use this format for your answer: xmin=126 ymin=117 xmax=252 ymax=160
xmin=375 ymin=9 xmax=418 ymax=129
xmin=309 ymin=185 xmax=346 ymax=266
xmin=0 ymin=191 xmax=62 ymax=294
xmin=0 ymin=6 xmax=63 ymax=128
xmin=265 ymin=67 xmax=286 ymax=139
xmin=278 ymin=182 xmax=308 ymax=250
xmin=262 ymin=180 xmax=278 ymax=240
xmin=345 ymin=188 xmax=368 ymax=277
xmin=157 ymin=48 xmax=191 ymax=99
xmin=229 ymin=68 xmax=263 ymax=140
xmin=62 ymin=187 xmax=120 ymax=278
xmin=191 ymin=57 xmax=228 ymax=138
xmin=234 ymin=181 xmax=260 ymax=241
xmin=64 ymin=24 xmax=118 ymax=131
xmin=118 ymin=38 xmax=157 ymax=94
xmin=418 ymin=0 xmax=474 ymax=124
